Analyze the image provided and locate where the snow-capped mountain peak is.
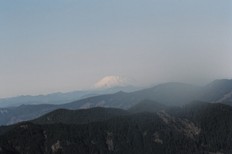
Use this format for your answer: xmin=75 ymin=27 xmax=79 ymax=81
xmin=94 ymin=76 xmax=128 ymax=89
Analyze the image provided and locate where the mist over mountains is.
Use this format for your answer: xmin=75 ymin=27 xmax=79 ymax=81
xmin=0 ymin=85 xmax=139 ymax=108
xmin=1 ymin=0 xmax=231 ymax=153
xmin=0 ymin=79 xmax=231 ymax=154
xmin=0 ymin=79 xmax=232 ymax=126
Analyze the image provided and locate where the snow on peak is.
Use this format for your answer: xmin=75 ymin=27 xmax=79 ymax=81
xmin=94 ymin=76 xmax=128 ymax=89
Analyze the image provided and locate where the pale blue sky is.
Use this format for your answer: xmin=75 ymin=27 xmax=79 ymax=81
xmin=0 ymin=0 xmax=232 ymax=98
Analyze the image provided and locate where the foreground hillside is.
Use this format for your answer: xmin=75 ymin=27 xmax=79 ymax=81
xmin=0 ymin=101 xmax=231 ymax=154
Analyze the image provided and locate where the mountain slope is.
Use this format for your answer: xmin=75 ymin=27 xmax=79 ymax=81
xmin=0 ymin=104 xmax=57 ymax=125
xmin=0 ymin=79 xmax=232 ymax=126
xmin=0 ymin=102 xmax=231 ymax=154
xmin=128 ymin=100 xmax=166 ymax=113
xmin=33 ymin=100 xmax=165 ymax=125
xmin=63 ymin=82 xmax=199 ymax=109
xmin=0 ymin=86 xmax=139 ymax=108
xmin=202 ymin=79 xmax=232 ymax=103
xmin=33 ymin=107 xmax=128 ymax=125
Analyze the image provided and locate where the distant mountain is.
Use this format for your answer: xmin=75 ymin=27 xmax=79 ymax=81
xmin=0 ymin=86 xmax=139 ymax=108
xmin=0 ymin=92 xmax=88 ymax=108
xmin=0 ymin=90 xmax=138 ymax=125
xmin=202 ymin=79 xmax=232 ymax=103
xmin=0 ymin=104 xmax=57 ymax=125
xmin=94 ymin=75 xmax=129 ymax=89
xmin=0 ymin=79 xmax=232 ymax=126
xmin=132 ymin=82 xmax=200 ymax=106
xmin=0 ymin=102 xmax=231 ymax=154
xmin=63 ymin=82 xmax=200 ymax=109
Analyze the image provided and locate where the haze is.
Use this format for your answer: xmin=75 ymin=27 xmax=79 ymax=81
xmin=0 ymin=0 xmax=232 ymax=98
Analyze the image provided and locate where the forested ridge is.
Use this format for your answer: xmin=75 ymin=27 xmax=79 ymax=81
xmin=0 ymin=101 xmax=231 ymax=154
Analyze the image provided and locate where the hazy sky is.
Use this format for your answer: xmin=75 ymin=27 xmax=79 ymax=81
xmin=0 ymin=0 xmax=232 ymax=98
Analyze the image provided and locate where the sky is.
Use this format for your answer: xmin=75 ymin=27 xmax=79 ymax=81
xmin=0 ymin=0 xmax=232 ymax=98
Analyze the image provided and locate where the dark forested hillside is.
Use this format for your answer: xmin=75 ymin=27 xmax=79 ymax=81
xmin=33 ymin=107 xmax=129 ymax=125
xmin=0 ymin=101 xmax=231 ymax=154
xmin=128 ymin=100 xmax=166 ymax=113
xmin=0 ymin=104 xmax=57 ymax=125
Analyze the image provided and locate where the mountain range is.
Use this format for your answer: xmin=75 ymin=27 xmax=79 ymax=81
xmin=0 ymin=79 xmax=232 ymax=126
xmin=0 ymin=86 xmax=138 ymax=108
